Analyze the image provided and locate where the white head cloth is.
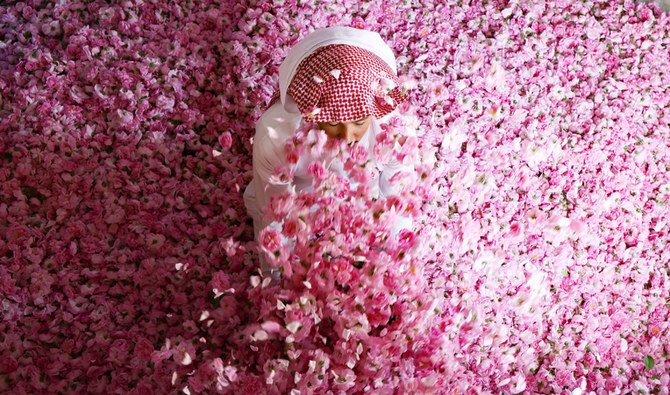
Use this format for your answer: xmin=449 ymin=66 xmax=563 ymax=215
xmin=278 ymin=26 xmax=398 ymax=114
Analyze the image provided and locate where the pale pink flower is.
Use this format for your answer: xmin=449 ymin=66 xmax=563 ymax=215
xmin=41 ymin=20 xmax=62 ymax=36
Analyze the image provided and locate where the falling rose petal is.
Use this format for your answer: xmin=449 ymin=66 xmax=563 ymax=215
xmin=380 ymin=77 xmax=396 ymax=92
xmin=305 ymin=107 xmax=322 ymax=120
xmin=286 ymin=321 xmax=301 ymax=334
xmin=261 ymin=321 xmax=281 ymax=333
xmin=398 ymin=75 xmax=418 ymax=94
xmin=261 ymin=277 xmax=272 ymax=288
xmin=252 ymin=330 xmax=269 ymax=341
xmin=177 ymin=350 xmax=193 ymax=366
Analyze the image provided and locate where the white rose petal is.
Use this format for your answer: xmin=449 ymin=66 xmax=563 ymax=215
xmin=179 ymin=351 xmax=192 ymax=366
xmin=286 ymin=321 xmax=301 ymax=334
xmin=253 ymin=330 xmax=269 ymax=341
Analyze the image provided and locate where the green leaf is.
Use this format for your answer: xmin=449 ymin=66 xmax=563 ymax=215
xmin=643 ymin=355 xmax=655 ymax=370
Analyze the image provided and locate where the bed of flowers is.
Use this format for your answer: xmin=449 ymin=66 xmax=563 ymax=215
xmin=1 ymin=0 xmax=670 ymax=393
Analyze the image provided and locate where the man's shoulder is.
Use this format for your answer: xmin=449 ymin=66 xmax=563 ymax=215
xmin=255 ymin=102 xmax=302 ymax=151
xmin=257 ymin=102 xmax=302 ymax=136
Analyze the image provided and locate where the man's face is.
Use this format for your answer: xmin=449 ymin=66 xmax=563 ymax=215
xmin=317 ymin=116 xmax=372 ymax=143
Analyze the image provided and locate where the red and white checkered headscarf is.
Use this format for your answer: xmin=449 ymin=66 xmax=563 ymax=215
xmin=286 ymin=44 xmax=406 ymax=123
xmin=265 ymin=27 xmax=407 ymax=123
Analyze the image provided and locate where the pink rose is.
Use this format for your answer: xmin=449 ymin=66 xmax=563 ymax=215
xmin=260 ymin=228 xmax=282 ymax=253
xmin=41 ymin=20 xmax=62 ymax=36
xmin=349 ymin=144 xmax=369 ymax=165
xmin=218 ymin=131 xmax=233 ymax=149
xmin=133 ymin=338 xmax=154 ymax=362
xmin=307 ymin=161 xmax=326 ymax=179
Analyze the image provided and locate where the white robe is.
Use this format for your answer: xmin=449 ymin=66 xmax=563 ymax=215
xmin=244 ymin=97 xmax=414 ymax=274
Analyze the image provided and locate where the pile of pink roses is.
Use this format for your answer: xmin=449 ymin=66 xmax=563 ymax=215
xmin=2 ymin=0 xmax=670 ymax=393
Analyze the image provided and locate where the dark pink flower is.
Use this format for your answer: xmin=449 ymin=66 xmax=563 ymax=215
xmin=219 ymin=131 xmax=233 ymax=150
